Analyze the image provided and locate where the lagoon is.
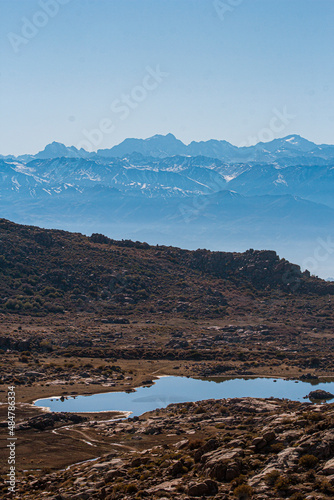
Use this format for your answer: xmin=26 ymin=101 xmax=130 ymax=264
xmin=35 ymin=376 xmax=334 ymax=417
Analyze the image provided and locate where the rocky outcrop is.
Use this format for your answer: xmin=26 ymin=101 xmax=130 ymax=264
xmin=307 ymin=389 xmax=334 ymax=400
xmin=10 ymin=398 xmax=334 ymax=499
xmin=17 ymin=412 xmax=87 ymax=431
xmin=188 ymin=479 xmax=218 ymax=497
xmin=201 ymin=447 xmax=244 ymax=481
xmin=297 ymin=430 xmax=334 ymax=459
xmin=323 ymin=458 xmax=334 ymax=475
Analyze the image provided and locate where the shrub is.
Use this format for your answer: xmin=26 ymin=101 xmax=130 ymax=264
xmin=298 ymin=454 xmax=318 ymax=469
xmin=308 ymin=412 xmax=322 ymax=422
xmin=194 ymin=406 xmax=206 ymax=414
xmin=125 ymin=484 xmax=138 ymax=494
xmin=232 ymin=475 xmax=247 ymax=488
xmin=264 ymin=469 xmax=280 ymax=486
xmin=44 ymin=302 xmax=63 ymax=313
xmin=289 ymin=493 xmax=306 ymax=500
xmin=0 ymin=255 xmax=8 ymax=268
xmin=22 ymin=284 xmax=34 ymax=295
xmin=40 ymin=340 xmax=53 ymax=352
xmin=318 ymin=479 xmax=334 ymax=494
xmin=270 ymin=442 xmax=285 ymax=453
xmin=234 ymin=484 xmax=253 ymax=499
xmin=5 ymin=299 xmax=22 ymax=310
xmin=275 ymin=475 xmax=290 ymax=493
xmin=188 ymin=439 xmax=204 ymax=450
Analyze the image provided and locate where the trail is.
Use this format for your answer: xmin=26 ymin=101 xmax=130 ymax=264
xmin=53 ymin=426 xmax=137 ymax=451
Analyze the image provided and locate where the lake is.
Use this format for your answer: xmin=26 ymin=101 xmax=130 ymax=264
xmin=34 ymin=376 xmax=334 ymax=417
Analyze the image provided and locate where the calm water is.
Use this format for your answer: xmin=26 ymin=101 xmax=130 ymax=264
xmin=34 ymin=376 xmax=334 ymax=417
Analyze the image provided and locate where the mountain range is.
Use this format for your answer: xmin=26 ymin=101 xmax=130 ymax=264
xmin=1 ymin=134 xmax=333 ymax=278
xmin=3 ymin=133 xmax=334 ymax=164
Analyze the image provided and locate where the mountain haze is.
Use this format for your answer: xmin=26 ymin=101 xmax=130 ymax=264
xmin=1 ymin=133 xmax=334 ymax=278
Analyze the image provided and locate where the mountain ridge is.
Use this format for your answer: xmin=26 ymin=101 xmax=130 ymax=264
xmin=0 ymin=217 xmax=332 ymax=319
xmin=1 ymin=136 xmax=334 ymax=278
xmin=3 ymin=134 xmax=334 ymax=163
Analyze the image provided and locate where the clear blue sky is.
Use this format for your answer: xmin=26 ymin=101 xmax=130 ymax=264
xmin=1 ymin=0 xmax=333 ymax=155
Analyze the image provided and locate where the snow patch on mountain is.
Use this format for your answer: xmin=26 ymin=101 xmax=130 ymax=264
xmin=274 ymin=174 xmax=288 ymax=186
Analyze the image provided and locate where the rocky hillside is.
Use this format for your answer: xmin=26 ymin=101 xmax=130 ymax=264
xmin=0 ymin=219 xmax=332 ymax=317
xmin=11 ymin=398 xmax=334 ymax=499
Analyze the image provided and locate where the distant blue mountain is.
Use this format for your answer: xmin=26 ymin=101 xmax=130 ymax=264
xmin=7 ymin=133 xmax=334 ymax=164
xmin=98 ymin=134 xmax=334 ymax=162
xmin=35 ymin=141 xmax=90 ymax=159
xmin=2 ymin=134 xmax=334 ymax=278
xmin=98 ymin=133 xmax=187 ymax=158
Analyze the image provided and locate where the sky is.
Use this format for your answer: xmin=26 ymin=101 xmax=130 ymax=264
xmin=1 ymin=0 xmax=334 ymax=155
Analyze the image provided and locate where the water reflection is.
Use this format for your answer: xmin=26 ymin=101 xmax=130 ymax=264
xmin=35 ymin=376 xmax=334 ymax=417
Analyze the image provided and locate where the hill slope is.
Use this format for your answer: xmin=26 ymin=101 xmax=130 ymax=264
xmin=0 ymin=219 xmax=332 ymax=319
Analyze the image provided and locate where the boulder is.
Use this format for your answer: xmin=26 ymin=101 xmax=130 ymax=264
xmin=297 ymin=430 xmax=334 ymax=459
xmin=146 ymin=479 xmax=183 ymax=494
xmin=188 ymin=483 xmax=209 ymax=497
xmin=174 ymin=439 xmax=189 ymax=450
xmin=194 ymin=438 xmax=219 ymax=462
xmin=204 ymin=479 xmax=219 ymax=495
xmin=168 ymin=459 xmax=184 ymax=477
xmin=17 ymin=412 xmax=87 ymax=431
xmin=263 ymin=430 xmax=276 ymax=443
xmin=252 ymin=437 xmax=267 ymax=450
xmin=323 ymin=458 xmax=334 ymax=475
xmin=249 ymin=448 xmax=301 ymax=487
xmin=307 ymin=390 xmax=334 ymax=400
xmin=201 ymin=448 xmax=243 ymax=481
xmin=130 ymin=457 xmax=143 ymax=467
xmin=104 ymin=468 xmax=127 ymax=481
xmin=225 ymin=464 xmax=241 ymax=481
xmin=188 ymin=479 xmax=218 ymax=497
